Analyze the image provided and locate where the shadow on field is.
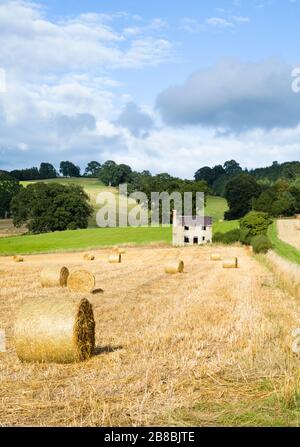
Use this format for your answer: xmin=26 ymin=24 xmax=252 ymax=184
xmin=94 ymin=345 xmax=123 ymax=356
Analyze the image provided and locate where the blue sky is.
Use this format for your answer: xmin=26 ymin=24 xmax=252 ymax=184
xmin=0 ymin=0 xmax=300 ymax=177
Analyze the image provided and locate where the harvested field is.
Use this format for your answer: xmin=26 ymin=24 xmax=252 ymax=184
xmin=1 ymin=245 xmax=300 ymax=426
xmin=0 ymin=219 xmax=26 ymax=238
xmin=278 ymin=219 xmax=300 ymax=250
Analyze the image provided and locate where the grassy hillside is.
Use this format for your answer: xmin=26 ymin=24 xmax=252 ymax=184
xmin=205 ymin=195 xmax=228 ymax=222
xmin=268 ymin=221 xmax=300 ymax=266
xmin=0 ymin=179 xmax=232 ymax=255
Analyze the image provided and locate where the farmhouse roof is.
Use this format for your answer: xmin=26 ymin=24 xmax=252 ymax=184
xmin=176 ymin=215 xmax=213 ymax=227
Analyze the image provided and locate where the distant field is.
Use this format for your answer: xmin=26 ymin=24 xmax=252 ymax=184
xmin=0 ymin=179 xmax=232 ymax=255
xmin=0 ymin=219 xmax=238 ymax=255
xmin=205 ymin=195 xmax=228 ymax=222
xmin=0 ymin=226 xmax=172 ymax=255
xmin=268 ymin=221 xmax=300 ymax=266
xmin=213 ymin=219 xmax=239 ymax=234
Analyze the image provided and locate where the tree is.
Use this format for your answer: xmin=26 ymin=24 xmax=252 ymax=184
xmin=223 ymin=160 xmax=242 ymax=177
xmin=0 ymin=171 xmax=22 ymax=218
xmin=59 ymin=161 xmax=80 ymax=177
xmin=39 ymin=162 xmax=57 ymax=179
xmin=11 ymin=183 xmax=93 ymax=233
xmin=194 ymin=166 xmax=214 ymax=185
xmin=194 ymin=164 xmax=225 ymax=187
xmin=251 ymin=234 xmax=272 ymax=254
xmin=225 ymin=173 xmax=261 ymax=220
xmin=10 ymin=167 xmax=40 ymax=180
xmin=98 ymin=161 xmax=132 ymax=186
xmin=85 ymin=161 xmax=101 ymax=177
xmin=253 ymin=189 xmax=277 ymax=215
xmin=271 ymin=192 xmax=296 ymax=217
xmin=240 ymin=211 xmax=272 ymax=245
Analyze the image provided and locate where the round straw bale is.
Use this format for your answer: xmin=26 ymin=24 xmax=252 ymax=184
xmin=83 ymin=253 xmax=95 ymax=261
xmin=13 ymin=255 xmax=23 ymax=263
xmin=108 ymin=253 xmax=122 ymax=264
xmin=210 ymin=253 xmax=222 ymax=261
xmin=67 ymin=270 xmax=95 ymax=293
xmin=223 ymin=257 xmax=238 ymax=269
xmin=41 ymin=266 xmax=69 ymax=288
xmin=14 ymin=297 xmax=95 ymax=363
xmin=165 ymin=259 xmax=184 ymax=274
xmin=112 ymin=246 xmax=126 ymax=255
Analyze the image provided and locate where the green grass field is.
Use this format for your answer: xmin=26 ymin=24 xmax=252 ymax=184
xmin=0 ymin=178 xmax=232 ymax=255
xmin=268 ymin=221 xmax=300 ymax=266
xmin=205 ymin=195 xmax=228 ymax=222
xmin=0 ymin=226 xmax=173 ymax=255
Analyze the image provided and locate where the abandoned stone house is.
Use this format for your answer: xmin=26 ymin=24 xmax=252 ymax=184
xmin=172 ymin=210 xmax=213 ymax=247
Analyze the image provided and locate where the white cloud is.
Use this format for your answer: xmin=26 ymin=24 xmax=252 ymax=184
xmin=156 ymin=58 xmax=300 ymax=131
xmin=180 ymin=13 xmax=250 ymax=33
xmin=0 ymin=1 xmax=173 ymax=77
xmin=206 ymin=17 xmax=233 ymax=28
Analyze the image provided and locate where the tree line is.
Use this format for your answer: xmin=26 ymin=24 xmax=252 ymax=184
xmin=1 ymin=158 xmax=300 ymax=232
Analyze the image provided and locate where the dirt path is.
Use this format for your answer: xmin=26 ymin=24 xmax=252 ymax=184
xmin=0 ymin=245 xmax=300 ymax=426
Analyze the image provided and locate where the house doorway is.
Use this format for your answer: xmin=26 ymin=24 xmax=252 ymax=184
xmin=193 ymin=237 xmax=198 ymax=245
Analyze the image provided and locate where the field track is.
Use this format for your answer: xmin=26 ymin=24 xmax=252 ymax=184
xmin=1 ymin=245 xmax=300 ymax=426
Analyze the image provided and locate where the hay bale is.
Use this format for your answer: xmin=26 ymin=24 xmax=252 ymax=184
xmin=108 ymin=253 xmax=122 ymax=264
xmin=67 ymin=270 xmax=95 ymax=293
xmin=41 ymin=266 xmax=69 ymax=288
xmin=112 ymin=247 xmax=126 ymax=255
xmin=165 ymin=259 xmax=184 ymax=274
xmin=14 ymin=297 xmax=95 ymax=363
xmin=13 ymin=256 xmax=23 ymax=263
xmin=210 ymin=253 xmax=222 ymax=261
xmin=83 ymin=253 xmax=95 ymax=261
xmin=223 ymin=257 xmax=238 ymax=269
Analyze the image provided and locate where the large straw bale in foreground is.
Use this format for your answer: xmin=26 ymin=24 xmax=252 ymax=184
xmin=13 ymin=256 xmax=23 ymax=263
xmin=83 ymin=253 xmax=95 ymax=261
xmin=210 ymin=253 xmax=222 ymax=261
xmin=14 ymin=297 xmax=95 ymax=364
xmin=41 ymin=266 xmax=69 ymax=288
xmin=67 ymin=270 xmax=95 ymax=293
xmin=109 ymin=253 xmax=122 ymax=264
xmin=165 ymin=260 xmax=184 ymax=274
xmin=223 ymin=257 xmax=238 ymax=269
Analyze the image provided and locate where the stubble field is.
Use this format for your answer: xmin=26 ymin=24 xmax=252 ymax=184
xmin=1 ymin=245 xmax=300 ymax=426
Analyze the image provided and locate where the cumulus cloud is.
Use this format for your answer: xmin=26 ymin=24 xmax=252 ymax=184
xmin=156 ymin=58 xmax=300 ymax=131
xmin=0 ymin=0 xmax=173 ymax=170
xmin=0 ymin=1 xmax=173 ymax=76
xmin=116 ymin=102 xmax=154 ymax=137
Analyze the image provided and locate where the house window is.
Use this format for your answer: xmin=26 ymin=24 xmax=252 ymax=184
xmin=202 ymin=236 xmax=206 ymax=241
xmin=202 ymin=226 xmax=207 ymax=231
xmin=184 ymin=226 xmax=189 ymax=231
xmin=184 ymin=236 xmax=190 ymax=243
xmin=193 ymin=237 xmax=198 ymax=245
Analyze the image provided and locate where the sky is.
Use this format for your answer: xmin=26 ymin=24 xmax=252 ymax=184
xmin=0 ymin=0 xmax=300 ymax=178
